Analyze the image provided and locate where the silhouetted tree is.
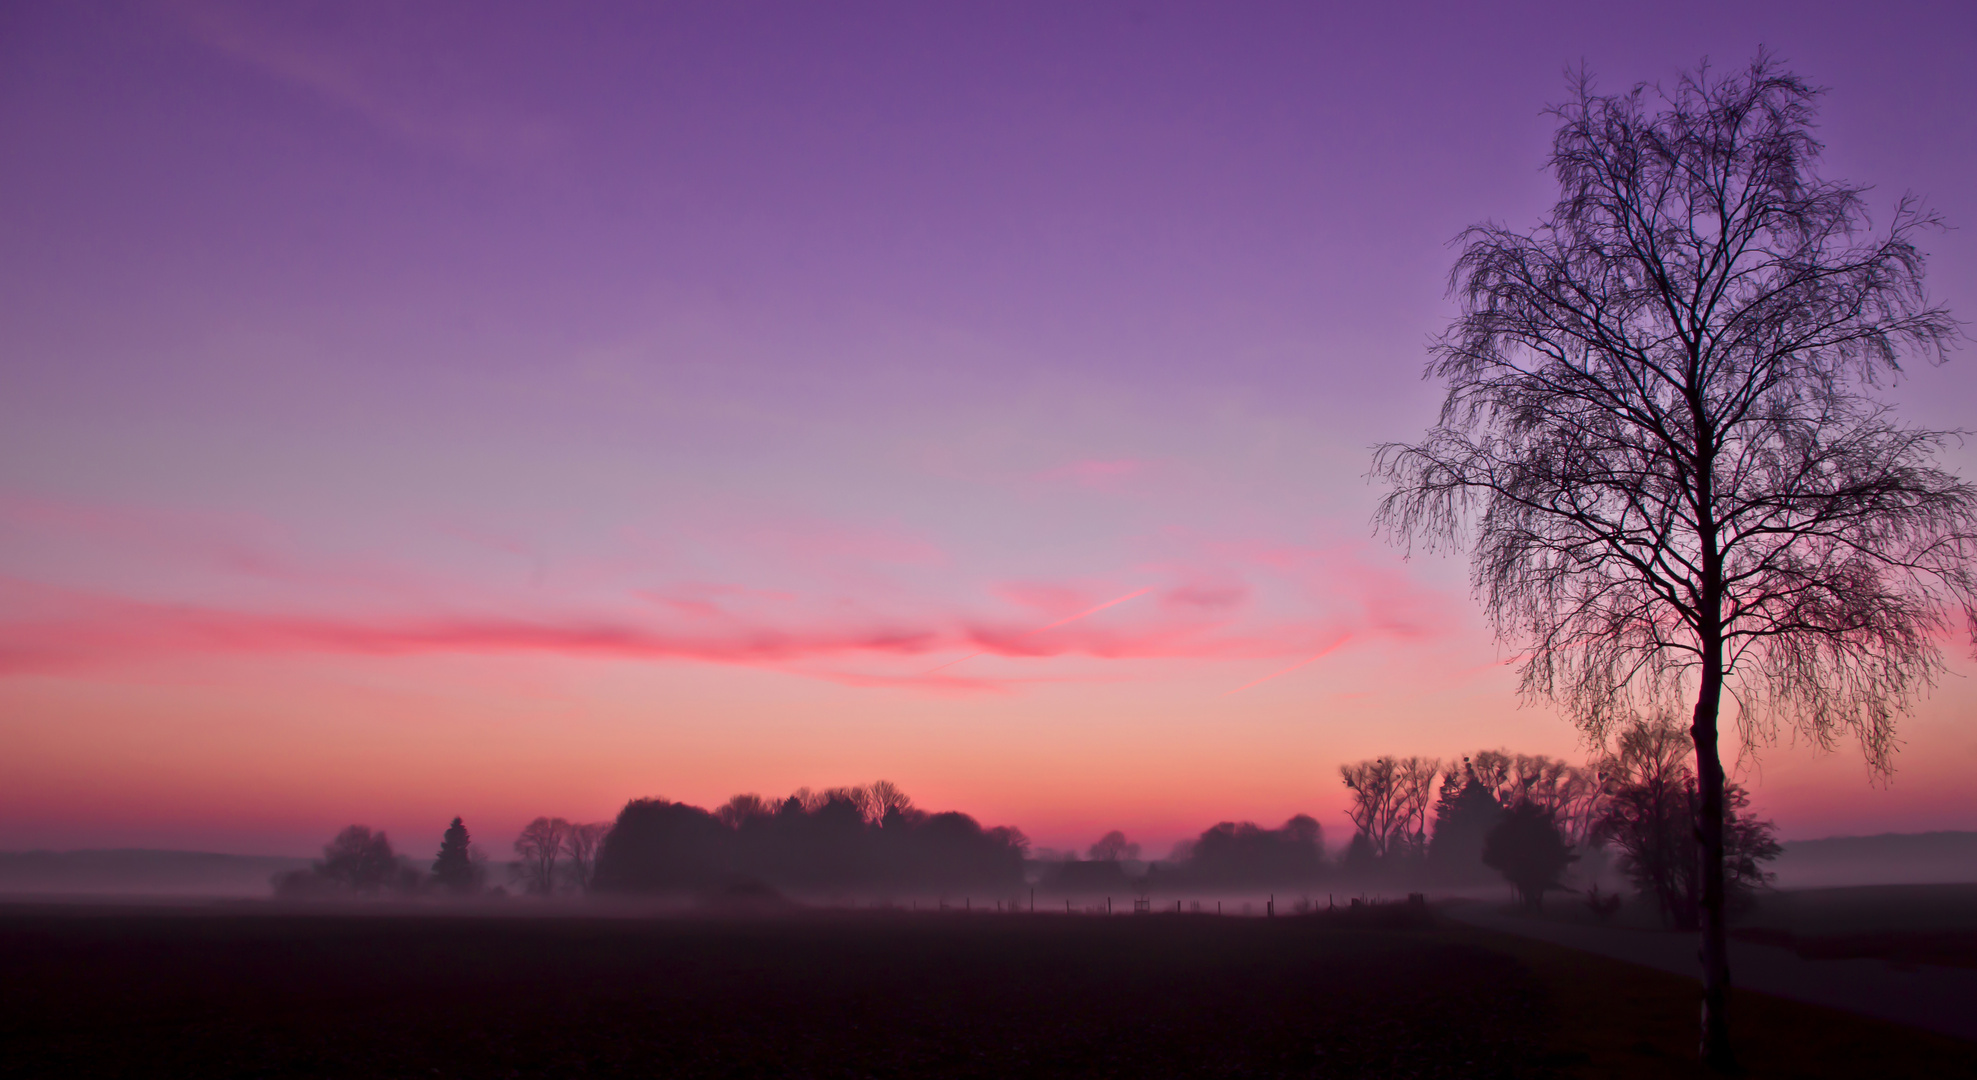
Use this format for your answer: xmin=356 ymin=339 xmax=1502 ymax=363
xmin=1041 ymin=830 xmax=1143 ymax=894
xmin=868 ymin=779 xmax=914 ymax=819
xmin=275 ymin=825 xmax=409 ymax=897
xmin=561 ymin=821 xmax=611 ymax=892
xmin=590 ymin=784 xmax=1028 ymax=897
xmin=321 ymin=825 xmax=399 ymax=892
xmin=1374 ymin=55 xmax=1973 ymax=1066
xmin=1341 ymin=757 xmax=1442 ymax=862
xmin=1391 ymin=757 xmax=1444 ymax=859
xmin=1340 ymin=831 xmax=1378 ymax=876
xmin=514 ymin=817 xmax=569 ymax=895
xmin=714 ymin=793 xmax=773 ymax=829
xmin=1087 ymin=831 xmax=1140 ymax=863
xmin=822 ymin=785 xmax=877 ymax=822
xmin=744 ymin=789 xmax=875 ymax=889
xmin=1340 ymin=758 xmax=1403 ymax=858
xmin=1482 ymin=802 xmax=1576 ymax=910
xmin=1177 ymin=816 xmax=1325 ymax=888
xmin=910 ymin=813 xmax=1027 ymax=893
xmin=592 ymin=799 xmax=728 ymax=893
xmin=1595 ymin=715 xmax=1781 ymax=928
xmin=1427 ymin=760 xmax=1505 ymax=880
xmin=1461 ymin=751 xmax=1609 ymax=848
xmin=431 ymin=817 xmax=481 ymax=894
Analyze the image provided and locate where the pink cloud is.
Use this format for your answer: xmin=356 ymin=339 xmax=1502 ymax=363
xmin=0 ymin=572 xmax=1283 ymax=682
xmin=1185 ymin=535 xmax=1460 ymax=644
xmin=0 ymin=578 xmax=943 ymax=676
xmin=1225 ymin=634 xmax=1354 ymax=695
xmin=0 ymin=494 xmax=1471 ymax=694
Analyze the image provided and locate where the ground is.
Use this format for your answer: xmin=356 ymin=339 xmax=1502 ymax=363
xmin=0 ymin=902 xmax=1969 ymax=1078
xmin=1731 ymin=883 xmax=1977 ymax=971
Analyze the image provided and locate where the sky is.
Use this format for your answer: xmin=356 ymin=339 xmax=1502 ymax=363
xmin=3 ymin=0 xmax=1975 ymax=858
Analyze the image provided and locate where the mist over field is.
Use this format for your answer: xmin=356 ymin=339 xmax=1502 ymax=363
xmin=0 ymin=850 xmax=309 ymax=898
xmin=4 ymin=829 xmax=1973 ymax=901
xmin=1766 ymin=832 xmax=1977 ymax=889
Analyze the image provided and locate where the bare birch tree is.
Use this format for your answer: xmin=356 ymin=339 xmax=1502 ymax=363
xmin=1392 ymin=757 xmax=1445 ymax=857
xmin=1340 ymin=758 xmax=1404 ymax=857
xmin=868 ymin=780 xmax=915 ymax=819
xmin=822 ymin=785 xmax=876 ymax=822
xmin=1375 ymin=55 xmax=1974 ymax=1067
xmin=513 ymin=816 xmax=569 ymax=895
xmin=715 ymin=793 xmax=774 ymax=828
xmin=560 ymin=821 xmax=612 ymax=892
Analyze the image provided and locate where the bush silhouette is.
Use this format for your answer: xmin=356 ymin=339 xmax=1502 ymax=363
xmin=1482 ymin=803 xmax=1574 ymax=910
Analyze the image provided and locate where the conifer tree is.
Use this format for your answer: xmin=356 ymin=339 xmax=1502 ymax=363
xmin=432 ymin=816 xmax=479 ymax=894
xmin=1426 ymin=760 xmax=1505 ymax=878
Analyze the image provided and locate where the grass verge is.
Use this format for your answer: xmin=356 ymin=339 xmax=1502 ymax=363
xmin=1451 ymin=922 xmax=1977 ymax=1078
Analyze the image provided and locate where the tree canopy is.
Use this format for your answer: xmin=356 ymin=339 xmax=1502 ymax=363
xmin=1374 ymin=54 xmax=1974 ymax=1067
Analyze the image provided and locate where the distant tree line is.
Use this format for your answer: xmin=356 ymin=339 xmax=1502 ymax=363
xmin=273 ymin=722 xmax=1781 ymax=921
xmin=591 ymin=782 xmax=1029 ymax=898
xmin=1155 ymin=816 xmax=1328 ymax=890
xmin=511 ymin=817 xmax=613 ymax=894
xmin=273 ymin=824 xmax=440 ymax=898
xmin=1030 ymin=817 xmax=1329 ymax=897
xmin=1338 ymin=716 xmax=1781 ymax=919
xmin=272 ymin=814 xmax=605 ymax=899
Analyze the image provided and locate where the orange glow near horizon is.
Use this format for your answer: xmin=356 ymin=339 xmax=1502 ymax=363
xmin=4 ymin=634 xmax=1972 ymax=858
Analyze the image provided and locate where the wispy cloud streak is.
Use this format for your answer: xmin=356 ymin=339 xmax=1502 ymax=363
xmin=0 ymin=579 xmax=940 ymax=675
xmin=922 ymin=586 xmax=1154 ymax=675
xmin=1224 ymin=634 xmax=1352 ymax=695
xmin=0 ymin=495 xmax=1466 ymax=692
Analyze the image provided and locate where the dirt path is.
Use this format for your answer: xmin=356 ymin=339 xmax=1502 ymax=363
xmin=1445 ymin=900 xmax=1977 ymax=1041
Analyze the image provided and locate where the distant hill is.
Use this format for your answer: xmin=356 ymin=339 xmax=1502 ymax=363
xmin=1770 ymin=831 xmax=1977 ymax=888
xmin=0 ymin=849 xmax=312 ymax=898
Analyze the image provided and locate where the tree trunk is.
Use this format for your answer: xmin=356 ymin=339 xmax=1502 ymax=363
xmin=1691 ymin=644 xmax=1734 ymax=1070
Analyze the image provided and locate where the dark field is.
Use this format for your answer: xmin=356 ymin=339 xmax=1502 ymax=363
xmin=1732 ymin=925 xmax=1977 ymax=970
xmin=1732 ymin=883 xmax=1977 ymax=970
xmin=1 ymin=904 xmax=1970 ymax=1079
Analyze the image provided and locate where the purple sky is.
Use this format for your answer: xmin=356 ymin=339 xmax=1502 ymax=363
xmin=2 ymin=1 xmax=1974 ymax=856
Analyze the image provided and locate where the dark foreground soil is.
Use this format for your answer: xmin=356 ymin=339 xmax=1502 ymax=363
xmin=0 ymin=903 xmax=1970 ymax=1079
xmin=1727 ymin=883 xmax=1977 ymax=971
xmin=1731 ymin=925 xmax=1977 ymax=970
